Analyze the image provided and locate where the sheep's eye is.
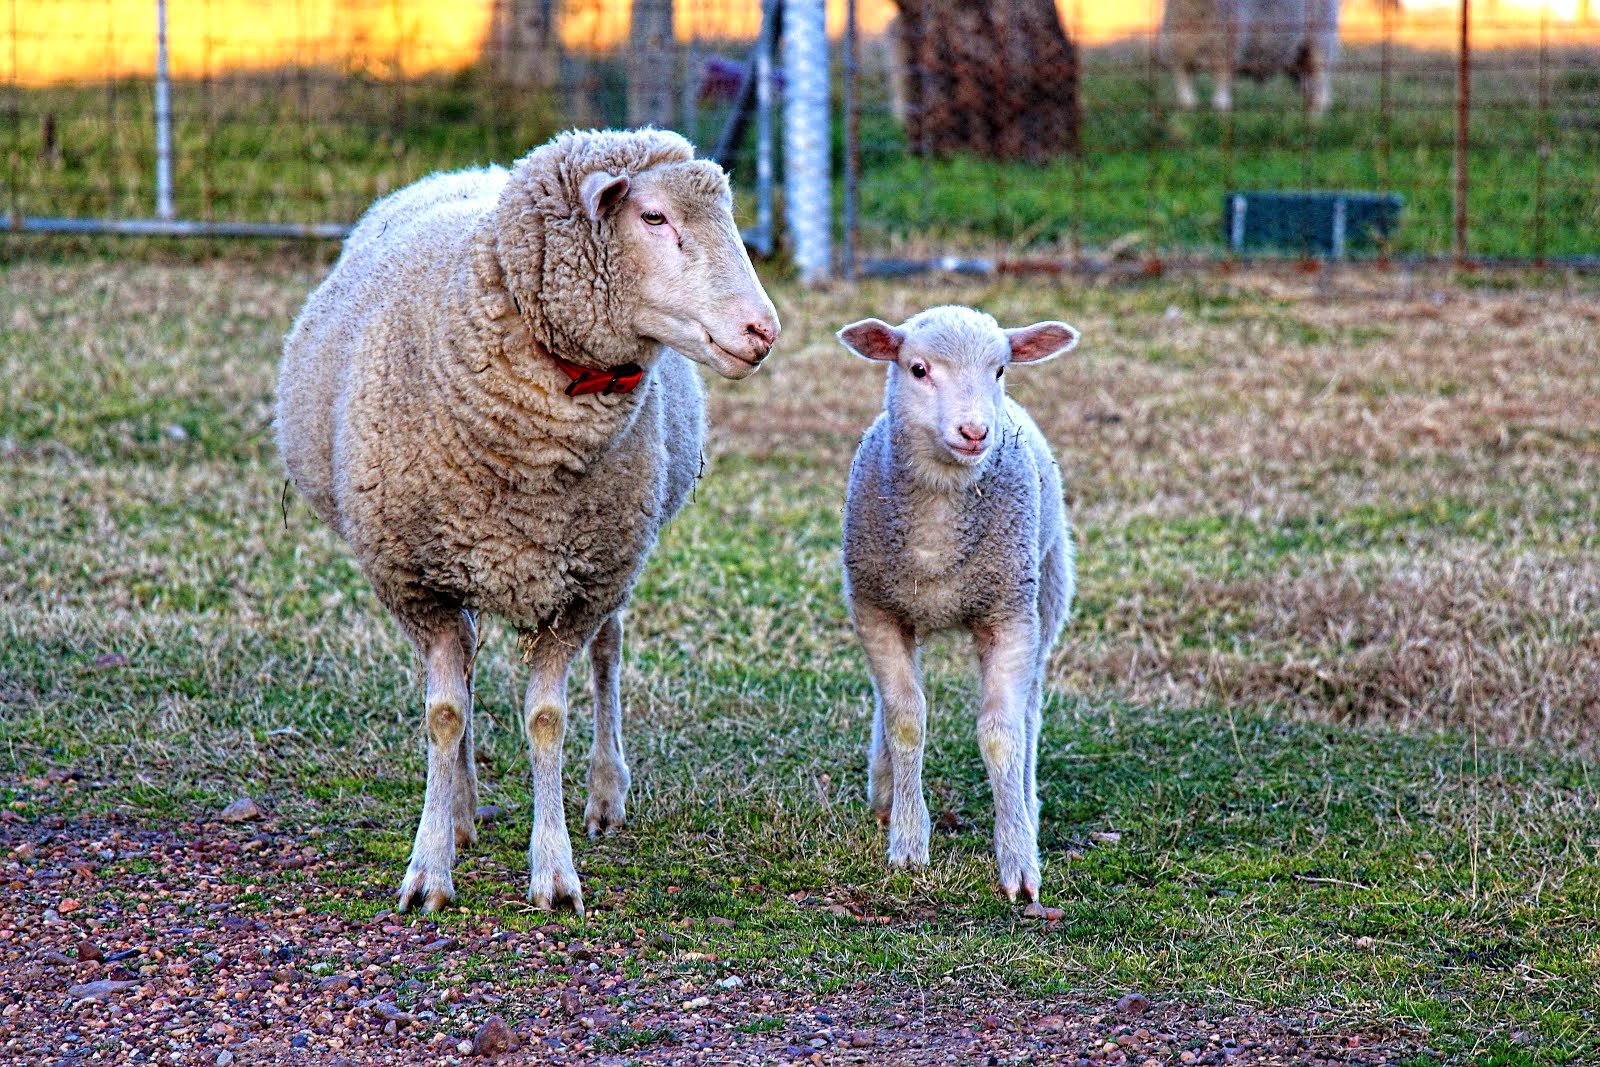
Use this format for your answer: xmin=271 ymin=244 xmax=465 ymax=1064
xmin=996 ymin=366 xmax=1005 ymax=379
xmin=909 ymin=363 xmax=927 ymax=379
xmin=641 ymin=211 xmax=667 ymax=226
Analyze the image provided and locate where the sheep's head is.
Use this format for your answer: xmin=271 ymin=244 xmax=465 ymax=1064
xmin=502 ymin=129 xmax=779 ymax=381
xmin=838 ymin=306 xmax=1078 ymax=474
xmin=582 ymin=160 xmax=780 ymax=379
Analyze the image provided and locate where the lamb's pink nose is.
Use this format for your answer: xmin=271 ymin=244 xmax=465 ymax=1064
xmin=958 ymin=423 xmax=989 ymax=443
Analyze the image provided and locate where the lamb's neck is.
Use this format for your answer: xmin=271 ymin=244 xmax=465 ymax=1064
xmin=886 ymin=417 xmax=990 ymax=500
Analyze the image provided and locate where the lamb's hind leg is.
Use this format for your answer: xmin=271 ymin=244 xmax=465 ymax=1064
xmin=451 ymin=610 xmax=480 ymax=849
xmin=398 ymin=616 xmax=473 ymax=913
xmin=853 ymin=599 xmax=928 ymax=867
xmin=584 ymin=612 xmax=631 ymax=837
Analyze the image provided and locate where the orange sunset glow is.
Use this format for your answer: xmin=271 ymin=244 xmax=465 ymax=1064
xmin=4 ymin=0 xmax=1597 ymax=88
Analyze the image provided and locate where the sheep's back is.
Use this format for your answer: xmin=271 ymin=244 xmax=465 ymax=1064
xmin=274 ymin=167 xmax=506 ymax=533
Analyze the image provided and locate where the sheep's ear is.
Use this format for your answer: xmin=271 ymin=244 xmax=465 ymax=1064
xmin=580 ymin=171 xmax=631 ymax=223
xmin=837 ymin=318 xmax=905 ymax=362
xmin=1005 ymin=321 xmax=1080 ymax=364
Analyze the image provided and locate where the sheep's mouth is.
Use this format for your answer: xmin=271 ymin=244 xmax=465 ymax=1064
xmin=703 ymin=330 xmax=760 ymax=371
xmin=946 ymin=441 xmax=989 ymax=463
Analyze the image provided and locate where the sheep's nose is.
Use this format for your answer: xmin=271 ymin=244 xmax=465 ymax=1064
xmin=744 ymin=317 xmax=779 ymax=360
xmin=958 ymin=423 xmax=989 ymax=443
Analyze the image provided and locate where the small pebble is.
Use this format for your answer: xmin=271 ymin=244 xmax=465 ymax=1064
xmin=716 ymin=975 xmax=744 ymax=989
xmin=216 ymin=1053 xmax=235 ymax=1067
xmin=220 ymin=797 xmax=262 ymax=823
xmin=682 ymin=995 xmax=711 ymax=1010
xmin=1116 ymin=992 xmax=1152 ymax=1015
xmin=471 ymin=1014 xmax=516 ymax=1056
xmin=849 ymin=1031 xmax=875 ymax=1048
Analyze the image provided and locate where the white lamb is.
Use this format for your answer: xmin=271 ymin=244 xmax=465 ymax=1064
xmin=1159 ymin=0 xmax=1342 ymax=115
xmin=275 ymin=128 xmax=780 ymax=915
xmin=837 ymin=305 xmax=1079 ymax=903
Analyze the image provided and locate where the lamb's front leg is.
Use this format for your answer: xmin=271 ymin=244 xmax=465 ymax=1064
xmin=584 ymin=612 xmax=631 ymax=837
xmin=398 ymin=623 xmax=472 ymax=912
xmin=522 ymin=631 xmax=584 ymax=915
xmin=975 ymin=616 xmax=1043 ymax=903
xmin=853 ymin=599 xmax=928 ymax=868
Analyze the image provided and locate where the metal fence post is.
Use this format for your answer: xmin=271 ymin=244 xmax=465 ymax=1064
xmin=783 ymin=0 xmax=830 ymax=284
xmin=154 ymin=0 xmax=174 ymax=220
xmin=1453 ymin=0 xmax=1471 ymax=263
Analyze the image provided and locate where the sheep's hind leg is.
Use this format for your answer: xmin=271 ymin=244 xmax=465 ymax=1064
xmin=1173 ymin=68 xmax=1198 ymax=110
xmin=975 ymin=617 xmax=1042 ymax=903
xmin=853 ymin=600 xmax=928 ymax=868
xmin=584 ymin=612 xmax=631 ymax=837
xmin=866 ymin=698 xmax=893 ymax=827
xmin=398 ymin=620 xmax=473 ymax=913
xmin=450 ymin=610 xmax=480 ymax=849
xmin=523 ymin=629 xmax=584 ymax=915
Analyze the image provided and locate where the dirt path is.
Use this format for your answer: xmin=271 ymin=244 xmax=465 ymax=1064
xmin=3 ymin=811 xmax=1425 ymax=1066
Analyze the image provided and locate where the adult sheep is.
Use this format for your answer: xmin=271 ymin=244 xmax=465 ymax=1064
xmin=275 ymin=128 xmax=781 ymax=915
xmin=1158 ymin=0 xmax=1341 ymax=115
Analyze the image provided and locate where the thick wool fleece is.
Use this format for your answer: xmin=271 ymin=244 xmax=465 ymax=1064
xmin=274 ymin=129 xmax=710 ymax=647
xmin=842 ymin=395 xmax=1074 ymax=643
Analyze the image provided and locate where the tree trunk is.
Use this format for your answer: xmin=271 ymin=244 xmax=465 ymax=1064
xmin=628 ymin=0 xmax=677 ymax=129
xmin=486 ymin=0 xmax=558 ymax=89
xmin=892 ymin=0 xmax=1080 ymax=161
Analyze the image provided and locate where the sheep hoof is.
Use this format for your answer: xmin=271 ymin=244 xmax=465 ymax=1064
xmin=397 ymin=864 xmax=455 ymax=914
xmin=886 ymin=840 xmax=930 ymax=870
xmin=998 ymin=862 xmax=1041 ymax=904
xmin=527 ymin=860 xmax=585 ymax=917
xmin=583 ymin=797 xmax=627 ymax=839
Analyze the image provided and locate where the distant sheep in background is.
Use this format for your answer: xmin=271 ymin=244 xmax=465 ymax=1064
xmin=1159 ymin=0 xmax=1341 ymax=115
xmin=276 ymin=128 xmax=780 ymax=916
xmin=838 ymin=306 xmax=1079 ymax=905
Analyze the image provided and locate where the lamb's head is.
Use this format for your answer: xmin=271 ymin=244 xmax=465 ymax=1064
xmin=839 ymin=306 xmax=1078 ymax=473
xmin=502 ymin=128 xmax=780 ymax=380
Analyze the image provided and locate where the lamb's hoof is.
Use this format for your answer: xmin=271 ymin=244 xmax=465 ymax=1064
xmin=998 ymin=861 xmax=1041 ymax=904
xmin=583 ymin=795 xmax=627 ymax=839
xmin=397 ymin=863 xmax=455 ymax=914
xmin=528 ymin=859 xmax=585 ymax=917
xmin=886 ymin=837 xmax=930 ymax=870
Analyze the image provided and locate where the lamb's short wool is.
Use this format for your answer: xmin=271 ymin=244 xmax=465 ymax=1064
xmin=838 ymin=305 xmax=1078 ymax=903
xmin=275 ymin=128 xmax=780 ymax=915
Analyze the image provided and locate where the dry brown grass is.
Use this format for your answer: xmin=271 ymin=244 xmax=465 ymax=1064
xmin=707 ymin=268 xmax=1600 ymax=750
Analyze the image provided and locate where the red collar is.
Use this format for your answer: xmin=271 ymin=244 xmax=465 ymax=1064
xmin=548 ymin=352 xmax=645 ymax=397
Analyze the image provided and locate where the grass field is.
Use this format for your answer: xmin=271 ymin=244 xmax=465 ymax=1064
xmin=7 ymin=42 xmax=1600 ymax=258
xmin=2 ymin=250 xmax=1599 ymax=1063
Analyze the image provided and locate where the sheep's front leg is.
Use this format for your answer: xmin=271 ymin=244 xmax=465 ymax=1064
xmin=975 ymin=617 xmax=1043 ymax=903
xmin=523 ymin=633 xmax=584 ymax=915
xmin=398 ymin=624 xmax=473 ymax=912
xmin=451 ymin=610 xmax=480 ymax=848
xmin=584 ymin=612 xmax=631 ymax=837
xmin=853 ymin=599 xmax=928 ymax=868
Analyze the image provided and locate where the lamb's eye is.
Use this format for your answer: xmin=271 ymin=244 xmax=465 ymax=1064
xmin=996 ymin=366 xmax=1005 ymax=379
xmin=641 ymin=211 xmax=667 ymax=226
xmin=909 ymin=363 xmax=927 ymax=379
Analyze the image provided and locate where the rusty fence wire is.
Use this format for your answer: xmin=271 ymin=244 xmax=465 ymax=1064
xmin=4 ymin=0 xmax=1599 ymax=269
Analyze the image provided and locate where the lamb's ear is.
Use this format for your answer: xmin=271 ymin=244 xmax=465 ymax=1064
xmin=580 ymin=171 xmax=631 ymax=223
xmin=1005 ymin=321 xmax=1080 ymax=364
xmin=837 ymin=318 xmax=905 ymax=362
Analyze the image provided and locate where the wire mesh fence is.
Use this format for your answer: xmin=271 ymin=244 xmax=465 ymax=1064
xmin=4 ymin=0 xmax=1598 ymax=266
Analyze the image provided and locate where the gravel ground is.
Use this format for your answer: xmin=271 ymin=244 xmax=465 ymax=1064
xmin=2 ymin=803 xmax=1425 ymax=1067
